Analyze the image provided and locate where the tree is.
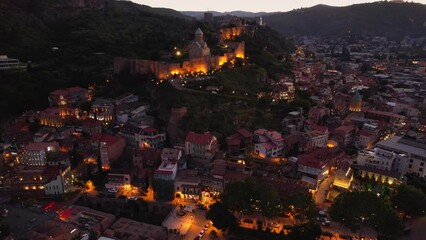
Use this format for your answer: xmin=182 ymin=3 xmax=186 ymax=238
xmin=221 ymin=179 xmax=281 ymax=217
xmin=89 ymin=230 xmax=98 ymax=240
xmin=151 ymin=178 xmax=174 ymax=200
xmin=80 ymin=101 xmax=92 ymax=113
xmin=391 ymin=184 xmax=426 ymax=217
xmin=329 ymin=191 xmax=403 ymax=239
xmin=282 ymin=193 xmax=318 ymax=221
xmin=286 ymin=222 xmax=322 ymax=240
xmin=0 ymin=221 xmax=10 ymax=239
xmin=206 ymin=202 xmax=236 ymax=231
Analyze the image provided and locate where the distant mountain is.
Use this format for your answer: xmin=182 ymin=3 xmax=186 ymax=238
xmin=263 ymin=2 xmax=426 ymax=38
xmin=181 ymin=10 xmax=271 ymax=19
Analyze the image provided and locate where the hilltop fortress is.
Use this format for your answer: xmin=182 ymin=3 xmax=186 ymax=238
xmin=114 ymin=27 xmax=245 ymax=79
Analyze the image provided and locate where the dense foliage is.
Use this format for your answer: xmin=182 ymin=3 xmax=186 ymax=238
xmin=391 ymin=184 xmax=426 ymax=217
xmin=329 ymin=191 xmax=404 ymax=240
xmin=221 ymin=179 xmax=281 ymax=217
xmin=206 ymin=202 xmax=237 ymax=231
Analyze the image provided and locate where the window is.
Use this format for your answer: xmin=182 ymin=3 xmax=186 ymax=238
xmin=421 ymin=162 xmax=424 ymax=167
xmin=408 ymin=164 xmax=412 ymax=169
xmin=420 ymin=168 xmax=423 ymax=172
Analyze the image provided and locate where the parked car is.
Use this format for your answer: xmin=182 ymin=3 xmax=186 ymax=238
xmin=127 ymin=196 xmax=137 ymax=200
xmin=322 ymin=220 xmax=331 ymax=227
xmin=204 ymin=223 xmax=210 ymax=231
xmin=198 ymin=229 xmax=205 ymax=238
xmin=268 ymin=221 xmax=280 ymax=228
xmin=108 ymin=188 xmax=118 ymax=193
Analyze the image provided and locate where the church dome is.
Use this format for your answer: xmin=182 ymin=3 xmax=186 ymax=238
xmin=195 ymin=28 xmax=203 ymax=35
xmin=351 ymin=91 xmax=362 ymax=102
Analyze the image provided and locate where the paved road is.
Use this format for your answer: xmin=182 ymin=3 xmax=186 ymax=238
xmin=315 ymin=175 xmax=334 ymax=209
xmin=402 ymin=216 xmax=426 ymax=240
xmin=5 ymin=205 xmax=57 ymax=238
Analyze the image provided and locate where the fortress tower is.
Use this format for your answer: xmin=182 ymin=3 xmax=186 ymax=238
xmin=189 ymin=28 xmax=211 ymax=59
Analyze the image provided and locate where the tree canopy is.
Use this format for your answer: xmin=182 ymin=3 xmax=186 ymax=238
xmin=329 ymin=191 xmax=403 ymax=240
xmin=206 ymin=202 xmax=237 ymax=231
xmin=221 ymin=179 xmax=281 ymax=217
xmin=391 ymin=184 xmax=426 ymax=217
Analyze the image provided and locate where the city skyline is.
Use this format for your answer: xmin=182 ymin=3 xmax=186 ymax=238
xmin=133 ymin=0 xmax=424 ymax=12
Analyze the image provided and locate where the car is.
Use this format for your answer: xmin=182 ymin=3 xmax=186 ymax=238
xmin=321 ymin=220 xmax=331 ymax=227
xmin=128 ymin=196 xmax=137 ymax=200
xmin=108 ymin=188 xmax=118 ymax=193
xmin=198 ymin=230 xmax=205 ymax=238
xmin=204 ymin=223 xmax=210 ymax=230
xmin=268 ymin=221 xmax=280 ymax=228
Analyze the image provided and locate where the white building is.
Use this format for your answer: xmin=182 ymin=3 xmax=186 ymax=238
xmin=136 ymin=127 xmax=166 ymax=149
xmin=356 ymin=135 xmax=426 ymax=177
xmin=307 ymin=130 xmax=328 ymax=149
xmin=44 ymin=165 xmax=72 ymax=195
xmin=185 ymin=132 xmax=218 ymax=160
xmin=154 ymin=161 xmax=178 ymax=180
xmin=0 ymin=55 xmax=19 ymax=70
xmin=253 ymin=129 xmax=284 ymax=158
xmin=105 ymin=173 xmax=131 ymax=189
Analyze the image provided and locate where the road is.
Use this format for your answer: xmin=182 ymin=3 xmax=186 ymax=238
xmin=402 ymin=216 xmax=426 ymax=240
xmin=315 ymin=175 xmax=334 ymax=209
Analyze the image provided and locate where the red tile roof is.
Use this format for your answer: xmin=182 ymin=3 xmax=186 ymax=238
xmin=237 ymin=129 xmax=253 ymax=138
xmin=91 ymin=134 xmax=123 ymax=145
xmin=298 ymin=148 xmax=344 ymax=170
xmin=310 ymin=125 xmax=328 ymax=133
xmin=333 ymin=125 xmax=355 ymax=135
xmin=185 ymin=132 xmax=216 ymax=145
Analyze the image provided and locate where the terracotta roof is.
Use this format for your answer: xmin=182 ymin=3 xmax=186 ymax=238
xmin=337 ymin=161 xmax=351 ymax=173
xmin=185 ymin=132 xmax=216 ymax=145
xmin=358 ymin=130 xmax=375 ymax=137
xmin=25 ymin=142 xmax=58 ymax=151
xmin=333 ymin=125 xmax=355 ymax=135
xmin=136 ymin=148 xmax=162 ymax=161
xmin=298 ymin=148 xmax=343 ymax=170
xmin=260 ymin=142 xmax=277 ymax=150
xmin=237 ymin=129 xmax=253 ymax=138
xmin=309 ymin=125 xmax=329 ymax=133
xmin=91 ymin=134 xmax=124 ymax=145
xmin=142 ymin=127 xmax=158 ymax=134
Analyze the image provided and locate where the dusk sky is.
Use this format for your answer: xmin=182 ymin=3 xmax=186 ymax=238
xmin=133 ymin=0 xmax=426 ymax=12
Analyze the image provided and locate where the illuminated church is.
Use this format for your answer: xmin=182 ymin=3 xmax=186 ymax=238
xmin=189 ymin=28 xmax=211 ymax=59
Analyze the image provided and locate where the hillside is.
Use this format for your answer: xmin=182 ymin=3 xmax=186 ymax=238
xmin=182 ymin=10 xmax=270 ymax=19
xmin=0 ymin=0 xmax=192 ymax=120
xmin=263 ymin=2 xmax=426 ymax=38
xmin=0 ymin=0 xmax=190 ymax=61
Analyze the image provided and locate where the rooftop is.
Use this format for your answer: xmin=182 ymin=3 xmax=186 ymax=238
xmin=185 ymin=132 xmax=216 ymax=145
xmin=376 ymin=135 xmax=426 ymax=157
